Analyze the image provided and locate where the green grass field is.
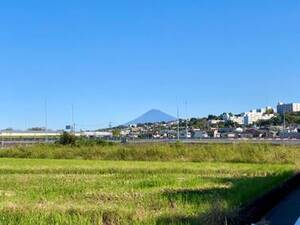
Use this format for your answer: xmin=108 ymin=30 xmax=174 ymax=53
xmin=2 ymin=142 xmax=299 ymax=163
xmin=0 ymin=157 xmax=295 ymax=225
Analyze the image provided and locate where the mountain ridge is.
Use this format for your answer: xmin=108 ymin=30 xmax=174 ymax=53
xmin=125 ymin=109 xmax=176 ymax=125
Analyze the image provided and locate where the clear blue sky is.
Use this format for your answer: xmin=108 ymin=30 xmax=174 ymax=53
xmin=1 ymin=0 xmax=300 ymax=130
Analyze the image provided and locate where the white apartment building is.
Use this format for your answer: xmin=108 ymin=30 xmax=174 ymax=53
xmin=277 ymin=102 xmax=300 ymax=115
xmin=243 ymin=108 xmax=274 ymax=125
xmin=223 ymin=107 xmax=275 ymax=126
xmin=222 ymin=113 xmax=244 ymax=125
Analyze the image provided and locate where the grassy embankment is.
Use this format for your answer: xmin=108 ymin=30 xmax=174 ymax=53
xmin=1 ymin=142 xmax=299 ymax=163
xmin=0 ymin=143 xmax=298 ymax=225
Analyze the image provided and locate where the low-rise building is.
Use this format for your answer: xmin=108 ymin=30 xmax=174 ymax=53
xmin=160 ymin=130 xmax=177 ymax=139
xmin=223 ymin=107 xmax=275 ymax=126
xmin=179 ymin=130 xmax=191 ymax=139
xmin=243 ymin=108 xmax=275 ymax=125
xmin=220 ymin=132 xmax=237 ymax=138
xmin=81 ymin=131 xmax=113 ymax=138
xmin=212 ymin=129 xmax=220 ymax=138
xmin=222 ymin=113 xmax=244 ymax=125
xmin=192 ymin=129 xmax=208 ymax=138
xmin=208 ymin=119 xmax=224 ymax=125
xmin=279 ymin=130 xmax=300 ymax=139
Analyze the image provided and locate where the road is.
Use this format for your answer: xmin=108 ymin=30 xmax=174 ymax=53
xmin=265 ymin=187 xmax=300 ymax=225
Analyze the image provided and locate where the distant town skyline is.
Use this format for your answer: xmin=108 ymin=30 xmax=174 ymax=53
xmin=2 ymin=101 xmax=300 ymax=131
xmin=1 ymin=1 xmax=300 ymax=129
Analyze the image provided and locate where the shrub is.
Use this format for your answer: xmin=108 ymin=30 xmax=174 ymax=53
xmin=58 ymin=132 xmax=77 ymax=145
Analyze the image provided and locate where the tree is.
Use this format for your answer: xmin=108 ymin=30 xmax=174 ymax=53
xmin=208 ymin=114 xmax=218 ymax=120
xmin=224 ymin=120 xmax=236 ymax=128
xmin=285 ymin=112 xmax=300 ymax=125
xmin=264 ymin=108 xmax=275 ymax=115
xmin=112 ymin=129 xmax=121 ymax=137
xmin=256 ymin=115 xmax=282 ymax=127
xmin=58 ymin=132 xmax=76 ymax=145
xmin=189 ymin=117 xmax=209 ymax=130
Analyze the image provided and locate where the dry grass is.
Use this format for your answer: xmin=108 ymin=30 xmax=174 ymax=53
xmin=0 ymin=158 xmax=294 ymax=225
xmin=0 ymin=143 xmax=298 ymax=224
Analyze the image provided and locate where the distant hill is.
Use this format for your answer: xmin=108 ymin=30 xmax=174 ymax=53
xmin=126 ymin=109 xmax=176 ymax=125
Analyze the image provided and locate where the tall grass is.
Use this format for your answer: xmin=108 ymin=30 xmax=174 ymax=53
xmin=0 ymin=143 xmax=298 ymax=224
xmin=0 ymin=143 xmax=299 ymax=164
xmin=0 ymin=158 xmax=294 ymax=225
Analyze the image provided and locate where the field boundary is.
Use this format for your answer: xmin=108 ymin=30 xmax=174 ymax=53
xmin=235 ymin=172 xmax=300 ymax=225
xmin=2 ymin=138 xmax=300 ymax=148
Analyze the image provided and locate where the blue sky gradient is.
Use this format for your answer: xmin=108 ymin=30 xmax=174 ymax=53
xmin=1 ymin=0 xmax=300 ymax=129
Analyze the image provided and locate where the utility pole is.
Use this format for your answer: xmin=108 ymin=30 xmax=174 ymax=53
xmin=72 ymin=104 xmax=75 ymax=134
xmin=283 ymin=111 xmax=286 ymax=131
xmin=45 ymin=99 xmax=48 ymax=143
xmin=177 ymin=107 xmax=180 ymax=141
xmin=1 ymin=130 xmax=3 ymax=149
xmin=185 ymin=101 xmax=188 ymax=139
